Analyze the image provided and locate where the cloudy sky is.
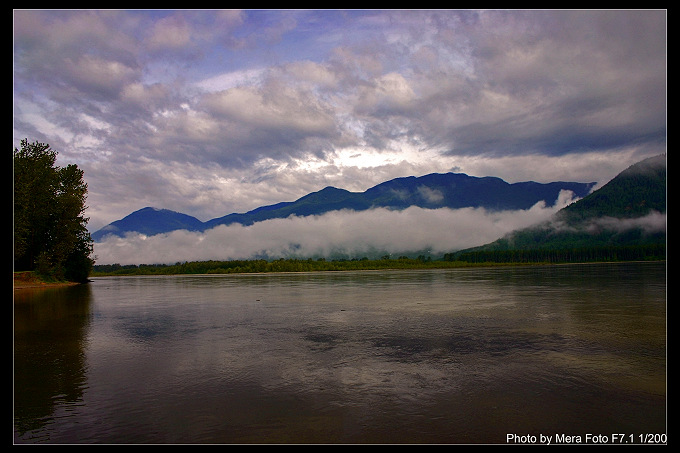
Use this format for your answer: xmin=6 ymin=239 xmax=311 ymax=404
xmin=13 ymin=10 xmax=666 ymax=264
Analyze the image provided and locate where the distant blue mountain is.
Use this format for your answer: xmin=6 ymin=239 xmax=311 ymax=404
xmin=92 ymin=172 xmax=596 ymax=241
xmin=92 ymin=207 xmax=204 ymax=241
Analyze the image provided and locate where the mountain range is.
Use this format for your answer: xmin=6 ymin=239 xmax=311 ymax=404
xmin=92 ymin=172 xmax=597 ymax=242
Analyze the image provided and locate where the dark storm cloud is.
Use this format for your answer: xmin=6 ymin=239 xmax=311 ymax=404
xmin=414 ymin=10 xmax=667 ymax=157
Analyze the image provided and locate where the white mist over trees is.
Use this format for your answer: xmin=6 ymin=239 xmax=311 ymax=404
xmin=93 ymin=191 xmax=579 ymax=265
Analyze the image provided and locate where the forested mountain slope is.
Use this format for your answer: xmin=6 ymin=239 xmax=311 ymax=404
xmin=447 ymin=154 xmax=666 ymax=262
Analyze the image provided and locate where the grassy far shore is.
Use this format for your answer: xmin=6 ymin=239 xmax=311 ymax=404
xmin=89 ymin=257 xmax=544 ymax=277
xmin=89 ymin=255 xmax=665 ymax=278
xmin=88 ymin=244 xmax=665 ymax=277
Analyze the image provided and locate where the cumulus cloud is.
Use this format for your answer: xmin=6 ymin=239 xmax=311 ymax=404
xmin=13 ymin=10 xmax=666 ymax=234
xmin=146 ymin=15 xmax=193 ymax=52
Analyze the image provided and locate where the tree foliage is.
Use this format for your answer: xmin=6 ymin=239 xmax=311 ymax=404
xmin=93 ymin=256 xmax=462 ymax=276
xmin=14 ymin=139 xmax=94 ymax=282
xmin=557 ymin=154 xmax=666 ymax=224
xmin=446 ymin=244 xmax=665 ymax=264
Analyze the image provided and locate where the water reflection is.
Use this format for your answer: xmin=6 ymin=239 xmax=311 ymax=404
xmin=14 ymin=263 xmax=666 ymax=444
xmin=14 ymin=285 xmax=92 ymax=441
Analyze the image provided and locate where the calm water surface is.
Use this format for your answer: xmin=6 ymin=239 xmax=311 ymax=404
xmin=14 ymin=262 xmax=666 ymax=444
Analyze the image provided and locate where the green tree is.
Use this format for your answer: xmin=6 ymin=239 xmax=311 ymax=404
xmin=14 ymin=139 xmax=94 ymax=282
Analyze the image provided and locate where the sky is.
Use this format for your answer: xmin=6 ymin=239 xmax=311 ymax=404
xmin=13 ymin=10 xmax=667 ymax=264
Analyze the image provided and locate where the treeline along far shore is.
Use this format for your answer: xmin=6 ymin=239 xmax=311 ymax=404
xmin=91 ymin=243 xmax=665 ymax=276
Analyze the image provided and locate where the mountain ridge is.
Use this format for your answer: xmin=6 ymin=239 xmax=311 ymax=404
xmin=448 ymin=154 xmax=666 ymax=259
xmin=92 ymin=171 xmax=597 ymax=242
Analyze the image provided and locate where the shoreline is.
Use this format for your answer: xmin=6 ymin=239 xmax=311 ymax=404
xmin=89 ymin=259 xmax=665 ymax=278
xmin=13 ymin=272 xmax=81 ymax=290
xmin=15 ymin=260 xmax=665 ymax=287
xmin=14 ymin=281 xmax=80 ymax=290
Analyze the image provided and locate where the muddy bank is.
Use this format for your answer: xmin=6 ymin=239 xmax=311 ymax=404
xmin=13 ymin=271 xmax=80 ymax=290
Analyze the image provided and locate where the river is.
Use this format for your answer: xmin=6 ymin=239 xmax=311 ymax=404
xmin=13 ymin=262 xmax=667 ymax=444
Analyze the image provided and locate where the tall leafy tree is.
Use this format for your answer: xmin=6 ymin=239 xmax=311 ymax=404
xmin=14 ymin=139 xmax=94 ymax=282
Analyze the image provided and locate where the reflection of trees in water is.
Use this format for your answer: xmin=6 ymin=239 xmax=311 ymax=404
xmin=14 ymin=285 xmax=92 ymax=439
